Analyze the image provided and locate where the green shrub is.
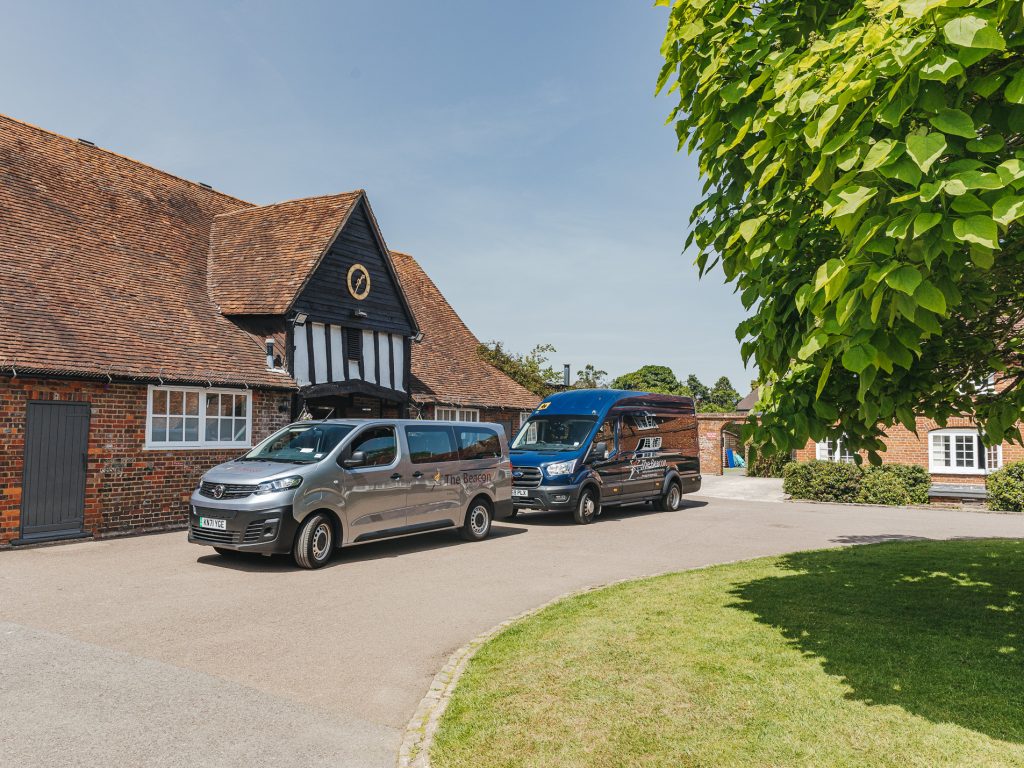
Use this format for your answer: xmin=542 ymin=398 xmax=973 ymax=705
xmin=986 ymin=462 xmax=1024 ymax=513
xmin=783 ymin=460 xmax=861 ymax=503
xmin=859 ymin=469 xmax=911 ymax=506
xmin=868 ymin=464 xmax=930 ymax=505
xmin=746 ymin=445 xmax=792 ymax=478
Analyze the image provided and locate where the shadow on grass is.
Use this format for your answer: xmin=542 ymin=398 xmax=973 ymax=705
xmin=732 ymin=539 xmax=1024 ymax=742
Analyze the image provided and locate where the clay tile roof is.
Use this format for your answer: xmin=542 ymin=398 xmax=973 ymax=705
xmin=209 ymin=191 xmax=362 ymax=315
xmin=0 ymin=113 xmax=292 ymax=388
xmin=391 ymin=251 xmax=540 ymax=411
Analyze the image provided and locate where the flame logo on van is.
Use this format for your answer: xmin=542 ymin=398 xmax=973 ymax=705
xmin=433 ymin=469 xmax=442 ymax=483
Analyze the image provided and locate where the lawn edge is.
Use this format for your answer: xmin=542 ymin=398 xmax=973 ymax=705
xmin=396 ymin=558 xmax=769 ymax=768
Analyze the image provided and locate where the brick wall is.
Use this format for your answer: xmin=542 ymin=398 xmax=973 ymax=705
xmin=696 ymin=413 xmax=748 ymax=475
xmin=0 ymin=377 xmax=292 ymax=545
xmin=412 ymin=402 xmax=530 ymax=440
xmin=794 ymin=415 xmax=1024 ymax=485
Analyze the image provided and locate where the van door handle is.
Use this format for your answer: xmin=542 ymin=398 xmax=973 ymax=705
xmin=391 ymin=473 xmax=403 ymax=480
xmin=412 ymin=471 xmax=423 ymax=479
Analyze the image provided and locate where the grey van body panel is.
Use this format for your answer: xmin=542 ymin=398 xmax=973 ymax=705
xmin=188 ymin=418 xmax=511 ymax=555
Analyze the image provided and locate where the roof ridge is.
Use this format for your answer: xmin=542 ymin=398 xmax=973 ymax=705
xmin=0 ymin=111 xmax=253 ymax=207
xmin=213 ymin=190 xmax=365 ymax=220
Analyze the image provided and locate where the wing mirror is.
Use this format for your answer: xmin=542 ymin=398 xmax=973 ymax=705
xmin=591 ymin=441 xmax=610 ymax=460
xmin=342 ymin=450 xmax=367 ymax=469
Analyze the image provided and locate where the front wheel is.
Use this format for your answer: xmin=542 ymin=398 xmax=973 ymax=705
xmin=573 ymin=487 xmax=600 ymax=525
xmin=293 ymin=513 xmax=335 ymax=569
xmin=460 ymin=500 xmax=492 ymax=541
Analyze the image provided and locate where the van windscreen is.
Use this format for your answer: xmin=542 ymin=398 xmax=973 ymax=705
xmin=511 ymin=415 xmax=597 ymax=452
xmin=242 ymin=424 xmax=354 ymax=463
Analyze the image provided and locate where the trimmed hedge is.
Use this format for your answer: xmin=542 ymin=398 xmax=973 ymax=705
xmin=783 ymin=461 xmax=930 ymax=506
xmin=746 ymin=445 xmax=793 ymax=478
xmin=987 ymin=462 xmax=1024 ymax=513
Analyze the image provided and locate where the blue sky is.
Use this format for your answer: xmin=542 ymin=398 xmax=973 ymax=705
xmin=2 ymin=0 xmax=751 ymax=391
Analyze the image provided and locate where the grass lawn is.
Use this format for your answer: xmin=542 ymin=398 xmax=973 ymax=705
xmin=432 ymin=540 xmax=1024 ymax=768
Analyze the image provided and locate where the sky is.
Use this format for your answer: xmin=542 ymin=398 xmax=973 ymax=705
xmin=1 ymin=0 xmax=752 ymax=391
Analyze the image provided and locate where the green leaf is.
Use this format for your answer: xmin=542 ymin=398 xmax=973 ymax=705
xmin=919 ymin=54 xmax=963 ymax=83
xmin=943 ymin=16 xmax=1006 ymax=50
xmin=951 ymin=170 xmax=1004 ymax=190
xmin=886 ymin=265 xmax=923 ymax=294
xmin=965 ymin=134 xmax=1005 ymax=154
xmin=738 ymin=215 xmax=767 ymax=242
xmin=815 ymin=357 xmax=833 ymax=399
xmin=823 ymin=185 xmax=877 ymax=219
xmin=861 ymin=140 xmax=899 ymax=172
xmin=1006 ymin=70 xmax=1024 ymax=105
xmin=993 ymin=195 xmax=1024 ymax=226
xmin=842 ymin=345 xmax=875 ymax=374
xmin=914 ymin=281 xmax=947 ymax=314
xmin=906 ymin=132 xmax=947 ymax=173
xmin=797 ymin=332 xmax=826 ymax=360
xmin=971 ymin=246 xmax=994 ymax=269
xmin=929 ymin=108 xmax=976 ymax=139
xmin=952 ymin=215 xmax=999 ymax=249
xmin=900 ymin=0 xmax=951 ymax=18
xmin=912 ymin=212 xmax=942 ymax=237
xmin=951 ymin=193 xmax=990 ymax=215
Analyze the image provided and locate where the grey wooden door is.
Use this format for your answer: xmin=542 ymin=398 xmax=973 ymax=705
xmin=20 ymin=401 xmax=91 ymax=540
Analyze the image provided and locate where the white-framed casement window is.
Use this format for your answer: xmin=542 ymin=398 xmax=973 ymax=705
xmin=519 ymin=411 xmax=531 ymax=427
xmin=435 ymin=407 xmax=480 ymax=422
xmin=146 ymin=385 xmax=252 ymax=450
xmin=929 ymin=429 xmax=1002 ymax=475
xmin=815 ymin=438 xmax=854 ymax=463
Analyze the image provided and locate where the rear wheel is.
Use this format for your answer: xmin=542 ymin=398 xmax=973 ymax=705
xmin=293 ymin=513 xmax=335 ymax=569
xmin=660 ymin=480 xmax=683 ymax=511
xmin=573 ymin=487 xmax=600 ymax=525
xmin=460 ymin=499 xmax=493 ymax=541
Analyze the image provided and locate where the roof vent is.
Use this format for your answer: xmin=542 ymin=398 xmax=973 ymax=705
xmin=199 ymin=182 xmax=213 ymax=190
xmin=77 ymin=138 xmax=96 ymax=147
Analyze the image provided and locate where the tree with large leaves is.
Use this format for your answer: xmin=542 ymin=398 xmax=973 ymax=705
xmin=658 ymin=0 xmax=1024 ymax=462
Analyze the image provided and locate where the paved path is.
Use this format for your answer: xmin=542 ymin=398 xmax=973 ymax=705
xmin=694 ymin=474 xmax=786 ymax=502
xmin=2 ymin=495 xmax=1023 ymax=767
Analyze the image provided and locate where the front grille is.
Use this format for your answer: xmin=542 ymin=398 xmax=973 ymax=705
xmin=190 ymin=524 xmax=240 ymax=545
xmin=199 ymin=481 xmax=258 ymax=499
xmin=512 ymin=466 xmax=542 ymax=488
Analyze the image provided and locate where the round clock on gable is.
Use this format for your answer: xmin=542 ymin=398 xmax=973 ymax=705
xmin=346 ymin=263 xmax=371 ymax=300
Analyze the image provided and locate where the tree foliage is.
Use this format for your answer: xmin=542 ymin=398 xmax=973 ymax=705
xmin=574 ymin=363 xmax=609 ymax=389
xmin=658 ymin=0 xmax=1024 ymax=461
xmin=612 ymin=364 xmax=690 ymax=394
xmin=705 ymin=375 xmax=743 ymax=412
xmin=478 ymin=341 xmax=559 ymax=396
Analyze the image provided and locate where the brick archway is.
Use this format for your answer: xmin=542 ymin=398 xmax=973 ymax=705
xmin=697 ymin=413 xmax=751 ymax=475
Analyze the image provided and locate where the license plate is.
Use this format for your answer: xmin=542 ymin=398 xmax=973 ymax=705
xmin=199 ymin=517 xmax=227 ymax=531
xmin=512 ymin=488 xmax=529 ymax=498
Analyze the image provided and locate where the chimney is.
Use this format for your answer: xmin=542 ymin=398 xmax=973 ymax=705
xmin=265 ymin=338 xmax=275 ymax=370
xmin=563 ymin=364 xmax=571 ymax=387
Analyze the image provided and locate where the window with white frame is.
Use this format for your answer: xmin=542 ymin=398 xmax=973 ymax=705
xmin=929 ymin=429 xmax=1001 ymax=474
xmin=435 ymin=407 xmax=480 ymax=422
xmin=815 ymin=438 xmax=854 ymax=463
xmin=519 ymin=412 xmax=531 ymax=427
xmin=146 ymin=385 xmax=252 ymax=449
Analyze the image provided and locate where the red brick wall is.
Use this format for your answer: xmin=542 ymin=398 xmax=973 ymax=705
xmin=412 ymin=402 xmax=530 ymax=440
xmin=794 ymin=415 xmax=1024 ymax=485
xmin=697 ymin=413 xmax=748 ymax=475
xmin=0 ymin=377 xmax=292 ymax=545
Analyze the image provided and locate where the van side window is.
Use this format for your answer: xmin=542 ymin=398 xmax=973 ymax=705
xmin=455 ymin=428 xmax=501 ymax=460
xmin=593 ymin=417 xmax=616 ymax=454
xmin=405 ymin=426 xmax=460 ymax=464
xmin=350 ymin=426 xmax=397 ymax=467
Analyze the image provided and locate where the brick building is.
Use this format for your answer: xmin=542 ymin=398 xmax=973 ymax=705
xmin=0 ymin=114 xmax=536 ymax=546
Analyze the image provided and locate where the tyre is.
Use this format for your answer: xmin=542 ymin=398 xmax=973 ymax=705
xmin=460 ymin=499 xmax=493 ymax=541
xmin=293 ymin=513 xmax=335 ymax=569
xmin=659 ymin=480 xmax=683 ymax=512
xmin=573 ymin=487 xmax=600 ymax=525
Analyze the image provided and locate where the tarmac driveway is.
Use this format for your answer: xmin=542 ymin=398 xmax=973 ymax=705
xmin=2 ymin=494 xmax=1023 ymax=767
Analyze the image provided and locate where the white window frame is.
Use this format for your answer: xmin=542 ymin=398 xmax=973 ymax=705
xmin=145 ymin=385 xmax=253 ymax=450
xmin=519 ymin=411 xmax=531 ymax=427
xmin=435 ymin=407 xmax=480 ymax=422
xmin=929 ymin=429 xmax=1001 ymax=475
xmin=815 ymin=438 xmax=854 ymax=463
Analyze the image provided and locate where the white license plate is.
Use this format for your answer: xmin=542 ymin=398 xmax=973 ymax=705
xmin=199 ymin=517 xmax=227 ymax=531
xmin=512 ymin=488 xmax=529 ymax=498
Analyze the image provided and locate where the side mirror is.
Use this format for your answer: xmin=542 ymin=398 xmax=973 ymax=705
xmin=342 ymin=450 xmax=367 ymax=469
xmin=591 ymin=441 xmax=609 ymax=460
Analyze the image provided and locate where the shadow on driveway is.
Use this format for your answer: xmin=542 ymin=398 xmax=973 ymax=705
xmin=513 ymin=499 xmax=708 ymax=527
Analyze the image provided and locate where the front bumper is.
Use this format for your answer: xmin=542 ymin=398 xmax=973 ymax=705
xmin=512 ymin=483 xmax=581 ymax=511
xmin=187 ymin=502 xmax=297 ymax=555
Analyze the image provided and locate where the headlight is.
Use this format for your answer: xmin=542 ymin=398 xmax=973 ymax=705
xmin=255 ymin=476 xmax=303 ymax=495
xmin=545 ymin=459 xmax=576 ymax=477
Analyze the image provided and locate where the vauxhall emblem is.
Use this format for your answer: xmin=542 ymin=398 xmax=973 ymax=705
xmin=212 ymin=484 xmax=226 ymax=499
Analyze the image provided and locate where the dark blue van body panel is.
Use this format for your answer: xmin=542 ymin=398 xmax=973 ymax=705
xmin=509 ymin=389 xmax=701 ymax=514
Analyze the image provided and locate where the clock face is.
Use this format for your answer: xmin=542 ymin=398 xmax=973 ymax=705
xmin=347 ymin=263 xmax=371 ymax=300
